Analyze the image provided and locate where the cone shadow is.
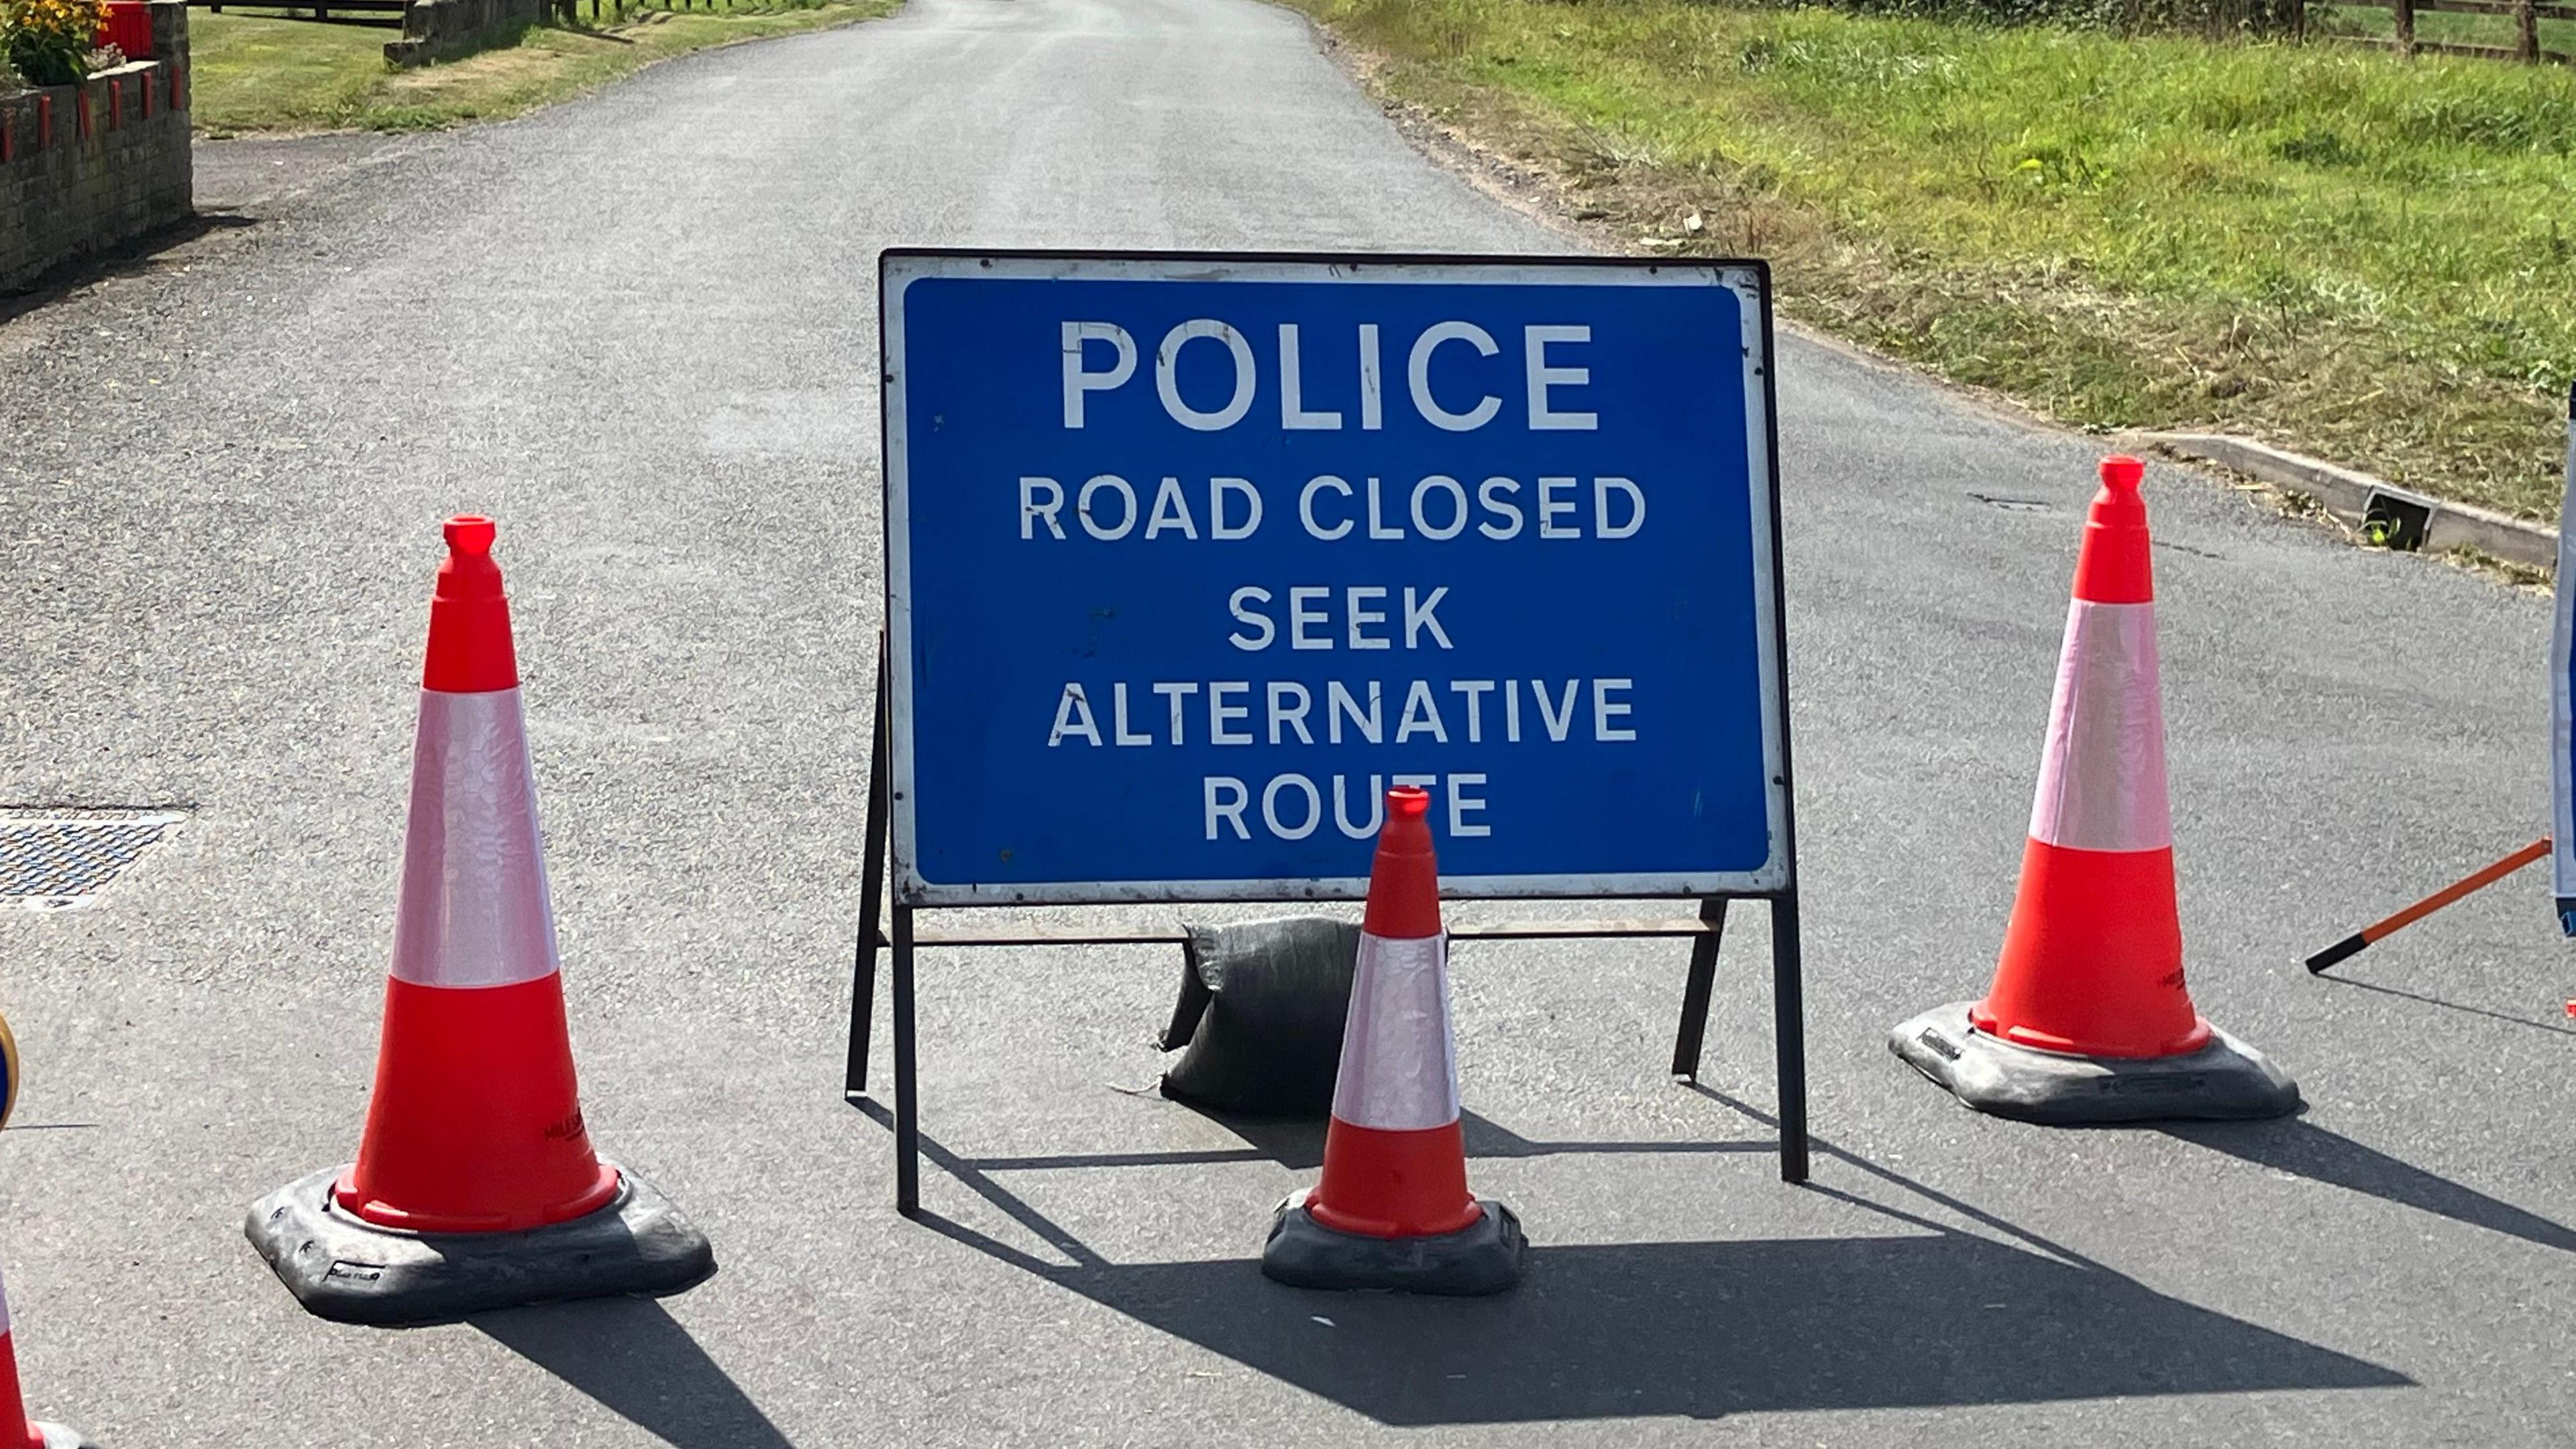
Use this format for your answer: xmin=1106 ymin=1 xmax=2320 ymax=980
xmin=2163 ymin=1118 xmax=2576 ymax=1253
xmin=474 ymin=1297 xmax=796 ymax=1449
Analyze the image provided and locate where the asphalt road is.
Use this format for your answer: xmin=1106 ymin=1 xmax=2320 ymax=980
xmin=3 ymin=0 xmax=2571 ymax=1443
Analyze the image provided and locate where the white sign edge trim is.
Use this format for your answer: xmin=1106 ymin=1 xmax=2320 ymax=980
xmin=879 ymin=252 xmax=1788 ymax=906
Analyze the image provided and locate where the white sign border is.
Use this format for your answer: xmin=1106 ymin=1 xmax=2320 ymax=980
xmin=880 ymin=250 xmax=1788 ymax=906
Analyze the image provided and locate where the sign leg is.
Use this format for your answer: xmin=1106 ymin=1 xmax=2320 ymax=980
xmin=893 ymin=904 xmax=921 ymax=1218
xmin=1666 ymin=898 xmax=1731 ymax=1079
xmin=845 ymin=661 xmax=892 ymax=1099
xmin=1771 ymin=889 xmax=1809 ymax=1183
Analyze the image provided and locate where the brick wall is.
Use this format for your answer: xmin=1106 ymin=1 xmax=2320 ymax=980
xmin=0 ymin=0 xmax=193 ymax=296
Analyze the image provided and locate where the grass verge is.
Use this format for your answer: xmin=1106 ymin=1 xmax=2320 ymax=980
xmin=1286 ymin=0 xmax=2576 ymax=521
xmin=190 ymin=0 xmax=897 ymax=138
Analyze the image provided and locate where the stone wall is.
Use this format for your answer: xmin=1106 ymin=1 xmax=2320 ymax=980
xmin=385 ymin=0 xmax=551 ymax=66
xmin=0 ymin=0 xmax=193 ymax=296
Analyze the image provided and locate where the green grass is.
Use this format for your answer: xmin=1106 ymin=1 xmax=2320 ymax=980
xmin=1291 ymin=0 xmax=2576 ymax=520
xmin=190 ymin=0 xmax=896 ymax=137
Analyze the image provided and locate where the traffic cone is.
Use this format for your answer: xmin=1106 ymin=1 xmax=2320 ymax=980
xmin=247 ymin=517 xmax=714 ymax=1324
xmin=1260 ymin=786 xmax=1524 ymax=1295
xmin=0 ymin=1263 xmax=89 ymax=1449
xmin=0 ymin=1013 xmax=78 ymax=1448
xmin=1890 ymin=458 xmax=2299 ymax=1123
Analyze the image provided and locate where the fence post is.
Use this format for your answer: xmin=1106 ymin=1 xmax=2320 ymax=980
xmin=2520 ymin=0 xmax=2541 ymax=58
xmin=2394 ymin=0 xmax=2415 ymax=54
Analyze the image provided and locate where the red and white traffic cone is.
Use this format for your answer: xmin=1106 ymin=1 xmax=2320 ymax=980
xmin=0 ymin=1264 xmax=89 ymax=1449
xmin=1261 ymin=786 xmax=1524 ymax=1294
xmin=339 ymin=515 xmax=615 ymax=1232
xmin=1890 ymin=458 xmax=2299 ymax=1122
xmin=247 ymin=517 xmax=714 ymax=1324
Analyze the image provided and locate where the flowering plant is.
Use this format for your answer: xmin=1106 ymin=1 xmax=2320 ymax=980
xmin=3 ymin=0 xmax=113 ymax=87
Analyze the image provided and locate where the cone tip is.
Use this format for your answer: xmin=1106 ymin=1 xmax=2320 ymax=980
xmin=444 ymin=515 xmax=497 ymax=556
xmin=1364 ymin=786 xmax=1442 ymax=937
xmin=2100 ymin=455 xmax=2144 ymax=493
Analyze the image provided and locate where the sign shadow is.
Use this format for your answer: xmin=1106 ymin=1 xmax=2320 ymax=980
xmin=855 ymin=1099 xmax=2408 ymax=1426
xmin=959 ymin=1102 xmax=1778 ymax=1176
xmin=1046 ymin=1233 xmax=2406 ymax=1424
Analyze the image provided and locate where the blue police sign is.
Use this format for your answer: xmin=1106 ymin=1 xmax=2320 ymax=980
xmin=881 ymin=252 xmax=1788 ymax=905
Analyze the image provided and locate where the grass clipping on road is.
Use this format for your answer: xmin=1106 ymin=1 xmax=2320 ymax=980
xmin=191 ymin=0 xmax=895 ymax=138
xmin=1289 ymin=0 xmax=2576 ymax=521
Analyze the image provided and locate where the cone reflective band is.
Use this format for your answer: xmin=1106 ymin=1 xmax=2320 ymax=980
xmin=1328 ymin=936 xmax=1462 ymax=1133
xmin=248 ymin=517 xmax=712 ymax=1324
xmin=1263 ymin=786 xmax=1523 ymax=1293
xmin=0 ymin=1264 xmax=87 ymax=1449
xmin=385 ymin=691 xmax=560 ymax=991
xmin=1888 ymin=458 xmax=2298 ymax=1123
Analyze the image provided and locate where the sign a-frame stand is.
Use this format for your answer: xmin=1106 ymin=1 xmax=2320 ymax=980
xmin=846 ymin=249 xmax=1808 ymax=1218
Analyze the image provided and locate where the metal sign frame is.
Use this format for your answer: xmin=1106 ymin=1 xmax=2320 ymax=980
xmin=850 ymin=248 xmax=1807 ymax=1214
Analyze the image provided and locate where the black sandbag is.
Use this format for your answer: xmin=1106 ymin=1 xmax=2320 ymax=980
xmin=1159 ymin=916 xmax=1359 ymax=1118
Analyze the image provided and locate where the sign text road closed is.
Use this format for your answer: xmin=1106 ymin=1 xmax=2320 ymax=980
xmin=882 ymin=252 xmax=1787 ymax=904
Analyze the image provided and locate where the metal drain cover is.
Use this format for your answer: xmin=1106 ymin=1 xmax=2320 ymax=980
xmin=1 ymin=809 xmax=184 ymax=910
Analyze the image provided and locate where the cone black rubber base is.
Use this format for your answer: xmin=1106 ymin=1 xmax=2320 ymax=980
xmin=1260 ymin=1193 xmax=1525 ymax=1295
xmin=244 ymin=1164 xmax=715 ymax=1326
xmin=1890 ymin=1002 xmax=2301 ymax=1124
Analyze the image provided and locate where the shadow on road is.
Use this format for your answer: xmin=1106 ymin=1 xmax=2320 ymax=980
xmin=475 ymin=1296 xmax=796 ymax=1449
xmin=960 ymin=1102 xmax=1775 ymax=1175
xmin=2318 ymin=972 xmax=2576 ymax=1040
xmin=0 ymin=214 xmax=258 ymax=327
xmin=2163 ymin=1116 xmax=2576 ymax=1252
xmin=850 ymin=1094 xmax=2408 ymax=1424
xmin=1044 ymin=1234 xmax=2402 ymax=1423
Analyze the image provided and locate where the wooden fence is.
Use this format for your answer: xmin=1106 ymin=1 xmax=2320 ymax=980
xmin=2326 ymin=0 xmax=2575 ymax=60
xmin=188 ymin=0 xmax=751 ymax=27
xmin=188 ymin=0 xmax=406 ymax=27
